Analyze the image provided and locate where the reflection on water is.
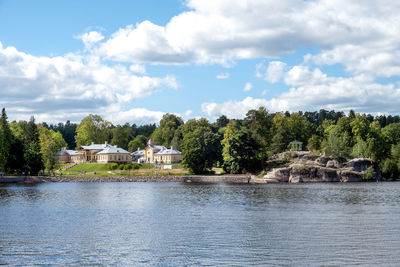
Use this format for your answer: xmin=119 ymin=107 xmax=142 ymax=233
xmin=1 ymin=182 xmax=400 ymax=265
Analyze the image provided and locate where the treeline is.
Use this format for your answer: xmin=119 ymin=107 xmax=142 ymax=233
xmin=1 ymin=107 xmax=400 ymax=179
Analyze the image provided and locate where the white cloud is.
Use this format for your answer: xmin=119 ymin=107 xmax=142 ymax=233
xmin=77 ymin=31 xmax=104 ymax=50
xmin=243 ymin=82 xmax=253 ymax=91
xmin=0 ymin=42 xmax=177 ymax=123
xmin=216 ymin=72 xmax=230 ymax=79
xmin=202 ymin=65 xmax=400 ymax=119
xmin=261 ymin=90 xmax=267 ymax=96
xmin=266 ymin=61 xmax=286 ymax=83
xmin=184 ymin=110 xmax=193 ymax=117
xmin=129 ymin=64 xmax=146 ymax=74
xmin=90 ymin=0 xmax=400 ymax=79
xmin=104 ymin=107 xmax=165 ymax=125
xmin=201 ymin=97 xmax=269 ymax=119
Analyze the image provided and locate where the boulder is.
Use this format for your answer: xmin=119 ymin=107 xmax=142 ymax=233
xmin=264 ymin=167 xmax=291 ymax=182
xmin=315 ymin=156 xmax=332 ymax=166
xmin=317 ymin=167 xmax=340 ymax=182
xmin=345 ymin=158 xmax=373 ymax=172
xmin=326 ymin=160 xmax=339 ymax=168
xmin=339 ymin=170 xmax=363 ymax=182
xmin=288 ymin=164 xmax=339 ymax=183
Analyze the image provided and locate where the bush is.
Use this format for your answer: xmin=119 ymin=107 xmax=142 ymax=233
xmin=132 ymin=163 xmax=141 ymax=170
xmin=381 ymin=159 xmax=398 ymax=180
xmin=363 ymin=166 xmax=374 ymax=181
xmin=124 ymin=164 xmax=132 ymax=170
xmin=118 ymin=164 xmax=125 ymax=170
xmin=109 ymin=163 xmax=118 ymax=170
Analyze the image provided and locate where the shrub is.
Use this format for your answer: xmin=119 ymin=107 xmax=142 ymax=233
xmin=124 ymin=164 xmax=132 ymax=170
xmin=363 ymin=166 xmax=374 ymax=181
xmin=118 ymin=164 xmax=125 ymax=170
xmin=109 ymin=163 xmax=118 ymax=170
xmin=132 ymin=163 xmax=141 ymax=170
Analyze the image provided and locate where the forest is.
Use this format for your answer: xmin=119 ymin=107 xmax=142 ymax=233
xmin=1 ymin=107 xmax=400 ymax=179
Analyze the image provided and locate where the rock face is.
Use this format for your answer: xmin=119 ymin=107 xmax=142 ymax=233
xmin=263 ymin=152 xmax=382 ymax=183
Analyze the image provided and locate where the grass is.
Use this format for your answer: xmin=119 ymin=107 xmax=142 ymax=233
xmin=57 ymin=162 xmax=189 ymax=177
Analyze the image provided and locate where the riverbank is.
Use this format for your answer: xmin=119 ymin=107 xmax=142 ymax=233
xmin=23 ymin=174 xmax=252 ymax=184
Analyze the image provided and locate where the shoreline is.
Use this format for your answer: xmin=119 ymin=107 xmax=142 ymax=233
xmin=22 ymin=174 xmax=252 ymax=184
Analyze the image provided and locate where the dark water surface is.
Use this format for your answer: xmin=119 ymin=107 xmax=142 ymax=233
xmin=1 ymin=182 xmax=400 ymax=266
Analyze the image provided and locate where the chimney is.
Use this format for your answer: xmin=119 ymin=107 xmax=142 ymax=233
xmin=171 ymin=146 xmax=174 ymax=150
xmin=91 ymin=142 xmax=94 ymax=145
xmin=137 ymin=147 xmax=140 ymax=151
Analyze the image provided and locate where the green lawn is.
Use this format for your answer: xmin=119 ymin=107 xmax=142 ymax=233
xmin=57 ymin=162 xmax=189 ymax=177
xmin=67 ymin=163 xmax=111 ymax=172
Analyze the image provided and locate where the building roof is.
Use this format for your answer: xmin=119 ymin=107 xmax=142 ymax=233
xmin=132 ymin=149 xmax=145 ymax=156
xmin=155 ymin=147 xmax=181 ymax=155
xmin=55 ymin=148 xmax=78 ymax=156
xmin=148 ymin=145 xmax=167 ymax=152
xmin=80 ymin=142 xmax=111 ymax=150
xmin=96 ymin=146 xmax=130 ymax=155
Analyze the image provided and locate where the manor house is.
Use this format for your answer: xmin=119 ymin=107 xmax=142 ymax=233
xmin=55 ymin=142 xmax=131 ymax=164
xmin=132 ymin=139 xmax=182 ymax=164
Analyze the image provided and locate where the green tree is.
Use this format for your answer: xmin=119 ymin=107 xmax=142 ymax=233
xmin=128 ymin=135 xmax=147 ymax=152
xmin=38 ymin=125 xmax=67 ymax=172
xmin=307 ymin=135 xmax=321 ymax=151
xmin=216 ymin=115 xmax=229 ymax=128
xmin=111 ymin=125 xmax=129 ymax=149
xmin=222 ymin=122 xmax=261 ymax=174
xmin=75 ymin=114 xmax=112 ymax=147
xmin=24 ymin=116 xmax=43 ymax=175
xmin=181 ymin=129 xmax=221 ymax=174
xmin=244 ymin=107 xmax=272 ymax=153
xmin=151 ymin=114 xmax=183 ymax=147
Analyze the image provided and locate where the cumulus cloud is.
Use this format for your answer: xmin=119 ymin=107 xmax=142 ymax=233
xmin=90 ymin=0 xmax=400 ymax=78
xmin=243 ymin=82 xmax=253 ymax=91
xmin=202 ymin=66 xmax=400 ymax=119
xmin=0 ymin=42 xmax=177 ymax=123
xmin=129 ymin=64 xmax=146 ymax=74
xmin=216 ymin=72 xmax=230 ymax=79
xmin=77 ymin=31 xmax=104 ymax=50
xmin=201 ymin=97 xmax=269 ymax=119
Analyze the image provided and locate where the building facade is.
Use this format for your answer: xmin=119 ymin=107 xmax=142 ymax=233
xmin=132 ymin=139 xmax=182 ymax=164
xmin=55 ymin=142 xmax=131 ymax=164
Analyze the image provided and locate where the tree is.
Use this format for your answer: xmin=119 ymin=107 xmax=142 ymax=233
xmin=307 ymin=135 xmax=321 ymax=151
xmin=128 ymin=135 xmax=147 ymax=152
xmin=222 ymin=122 xmax=261 ymax=174
xmin=244 ymin=107 xmax=272 ymax=148
xmin=181 ymin=129 xmax=221 ymax=174
xmin=75 ymin=114 xmax=112 ymax=147
xmin=151 ymin=114 xmax=183 ymax=147
xmin=111 ymin=125 xmax=129 ymax=149
xmin=38 ymin=125 xmax=67 ymax=172
xmin=24 ymin=116 xmax=43 ymax=175
xmin=216 ymin=115 xmax=229 ymax=128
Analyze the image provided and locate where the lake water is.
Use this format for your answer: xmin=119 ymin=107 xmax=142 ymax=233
xmin=1 ymin=182 xmax=400 ymax=266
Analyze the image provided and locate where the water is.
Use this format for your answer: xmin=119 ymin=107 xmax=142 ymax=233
xmin=1 ymin=182 xmax=400 ymax=266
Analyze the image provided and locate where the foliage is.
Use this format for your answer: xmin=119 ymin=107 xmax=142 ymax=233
xmin=109 ymin=163 xmax=119 ymax=170
xmin=111 ymin=125 xmax=130 ymax=150
xmin=222 ymin=122 xmax=261 ymax=174
xmin=363 ymin=166 xmax=374 ymax=181
xmin=75 ymin=114 xmax=112 ymax=147
xmin=181 ymin=120 xmax=221 ymax=174
xmin=128 ymin=135 xmax=147 ymax=152
xmin=38 ymin=125 xmax=67 ymax=172
xmin=151 ymin=114 xmax=183 ymax=147
xmin=24 ymin=116 xmax=43 ymax=175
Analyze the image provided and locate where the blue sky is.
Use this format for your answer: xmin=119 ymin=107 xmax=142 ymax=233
xmin=1 ymin=0 xmax=400 ymax=125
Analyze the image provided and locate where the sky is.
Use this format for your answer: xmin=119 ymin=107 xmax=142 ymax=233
xmin=1 ymin=0 xmax=400 ymax=125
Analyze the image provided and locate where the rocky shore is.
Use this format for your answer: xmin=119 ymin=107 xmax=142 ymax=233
xmin=24 ymin=174 xmax=251 ymax=184
xmin=259 ymin=151 xmax=382 ymax=183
